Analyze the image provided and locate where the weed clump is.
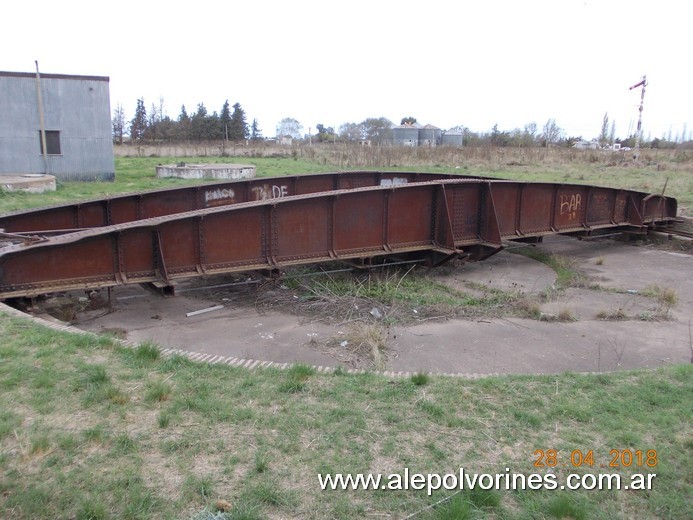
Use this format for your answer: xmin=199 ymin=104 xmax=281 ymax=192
xmin=411 ymin=372 xmax=430 ymax=386
xmin=557 ymin=308 xmax=578 ymax=322
xmin=134 ymin=342 xmax=160 ymax=361
xmin=515 ymin=298 xmax=542 ymax=319
xmin=145 ymin=380 xmax=172 ymax=403
xmin=279 ymin=364 xmax=316 ymax=393
xmin=595 ymin=308 xmax=627 ymax=321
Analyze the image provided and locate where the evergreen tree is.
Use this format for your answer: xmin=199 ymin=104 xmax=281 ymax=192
xmin=250 ymin=118 xmax=262 ymax=141
xmin=220 ymin=100 xmax=232 ymax=140
xmin=129 ymin=98 xmax=148 ymax=141
xmin=178 ymin=104 xmax=189 ymax=121
xmin=229 ymin=102 xmax=248 ymax=141
xmin=158 ymin=115 xmax=176 ymax=141
xmin=207 ymin=111 xmax=223 ymax=140
xmin=177 ymin=105 xmax=191 ymax=140
xmin=191 ymin=103 xmax=208 ymax=141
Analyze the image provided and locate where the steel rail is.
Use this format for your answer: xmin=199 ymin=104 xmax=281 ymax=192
xmin=0 ymin=178 xmax=677 ymax=299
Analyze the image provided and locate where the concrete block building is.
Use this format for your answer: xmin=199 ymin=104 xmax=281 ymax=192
xmin=0 ymin=70 xmax=114 ymax=181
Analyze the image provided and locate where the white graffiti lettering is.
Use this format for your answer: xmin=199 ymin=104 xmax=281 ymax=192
xmin=379 ymin=177 xmax=408 ymax=187
xmin=205 ymin=188 xmax=236 ymax=204
xmin=251 ymin=184 xmax=289 ymax=200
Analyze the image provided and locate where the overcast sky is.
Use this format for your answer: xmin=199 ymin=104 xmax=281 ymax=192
xmin=3 ymin=0 xmax=691 ymax=140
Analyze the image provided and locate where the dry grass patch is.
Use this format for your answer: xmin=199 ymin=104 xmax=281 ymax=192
xmin=312 ymin=322 xmax=391 ymax=370
xmin=535 ymin=307 xmax=579 ymax=322
xmin=595 ymin=308 xmax=628 ymax=321
xmin=637 ymin=285 xmax=679 ymax=318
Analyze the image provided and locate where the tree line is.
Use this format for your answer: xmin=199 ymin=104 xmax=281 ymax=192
xmin=259 ymin=114 xmax=689 ymax=149
xmin=112 ymin=98 xmax=261 ymax=144
xmin=113 ymin=102 xmax=689 ymax=150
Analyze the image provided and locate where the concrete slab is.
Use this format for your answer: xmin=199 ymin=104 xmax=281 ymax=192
xmin=434 ymin=249 xmax=557 ymax=294
xmin=0 ymin=174 xmax=56 ymax=193
xmin=78 ymin=285 xmax=336 ymax=367
xmin=69 ymin=238 xmax=692 ymax=376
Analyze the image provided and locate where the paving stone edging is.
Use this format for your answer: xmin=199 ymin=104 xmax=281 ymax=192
xmin=0 ymin=302 xmax=618 ymax=379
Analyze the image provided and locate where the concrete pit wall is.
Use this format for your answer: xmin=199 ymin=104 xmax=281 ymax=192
xmin=0 ymin=174 xmax=56 ymax=193
xmin=156 ymin=163 xmax=256 ymax=180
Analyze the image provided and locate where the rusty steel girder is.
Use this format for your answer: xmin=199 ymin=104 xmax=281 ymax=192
xmin=0 ymin=175 xmax=677 ymax=299
xmin=0 ymin=171 xmax=466 ymax=235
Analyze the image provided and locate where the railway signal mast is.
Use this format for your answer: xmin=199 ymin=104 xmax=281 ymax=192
xmin=629 ymin=75 xmax=647 ymax=159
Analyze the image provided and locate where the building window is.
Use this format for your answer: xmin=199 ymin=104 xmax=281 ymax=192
xmin=39 ymin=130 xmax=61 ymax=155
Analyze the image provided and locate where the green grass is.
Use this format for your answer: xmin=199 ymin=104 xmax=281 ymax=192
xmin=0 ymin=155 xmax=333 ymax=214
xmin=0 ymin=314 xmax=690 ymax=519
xmin=282 ymin=266 xmax=525 ymax=324
xmin=0 ymin=148 xmax=690 ymax=215
xmin=510 ymin=247 xmax=585 ymax=288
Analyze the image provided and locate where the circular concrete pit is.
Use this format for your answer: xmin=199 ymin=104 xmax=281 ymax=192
xmin=65 ymin=237 xmax=691 ymax=377
xmin=156 ymin=163 xmax=256 ymax=180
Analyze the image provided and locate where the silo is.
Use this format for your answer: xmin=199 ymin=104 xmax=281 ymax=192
xmin=441 ymin=130 xmax=464 ymax=147
xmin=392 ymin=125 xmax=420 ymax=147
xmin=419 ymin=124 xmax=441 ymax=147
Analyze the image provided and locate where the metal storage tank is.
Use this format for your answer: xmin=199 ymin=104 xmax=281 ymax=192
xmin=441 ymin=130 xmax=464 ymax=147
xmin=392 ymin=125 xmax=420 ymax=147
xmin=418 ymin=124 xmax=441 ymax=147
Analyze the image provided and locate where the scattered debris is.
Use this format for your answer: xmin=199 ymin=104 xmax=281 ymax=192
xmin=186 ymin=305 xmax=224 ymax=318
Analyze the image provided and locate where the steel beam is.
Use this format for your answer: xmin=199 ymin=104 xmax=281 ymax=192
xmin=0 ymin=171 xmax=466 ymax=235
xmin=0 ymin=178 xmax=677 ymax=299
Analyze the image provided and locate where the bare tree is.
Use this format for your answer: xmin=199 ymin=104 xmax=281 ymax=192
xmin=276 ymin=117 xmax=302 ymax=139
xmin=338 ymin=122 xmax=363 ymax=141
xmin=361 ymin=117 xmax=393 ymax=143
xmin=599 ymin=113 xmax=609 ymax=146
xmin=112 ymin=102 xmax=126 ymax=144
xmin=541 ymin=118 xmax=563 ymax=147
xmin=147 ymin=101 xmax=162 ymax=141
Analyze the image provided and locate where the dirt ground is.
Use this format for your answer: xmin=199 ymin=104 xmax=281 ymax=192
xmin=68 ymin=236 xmax=692 ymax=376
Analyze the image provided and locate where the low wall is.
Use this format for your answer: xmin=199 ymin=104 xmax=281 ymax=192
xmin=156 ymin=163 xmax=256 ymax=180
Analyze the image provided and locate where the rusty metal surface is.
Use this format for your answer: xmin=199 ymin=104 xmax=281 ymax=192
xmin=0 ymin=171 xmax=464 ymax=235
xmin=0 ymin=177 xmax=677 ymax=299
